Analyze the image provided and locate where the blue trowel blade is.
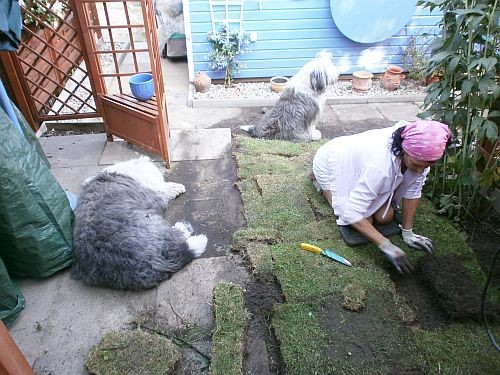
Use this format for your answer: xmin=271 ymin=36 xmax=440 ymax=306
xmin=323 ymin=249 xmax=352 ymax=267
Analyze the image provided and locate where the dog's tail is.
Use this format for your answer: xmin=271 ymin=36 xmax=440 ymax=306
xmin=240 ymin=124 xmax=256 ymax=137
xmin=186 ymin=234 xmax=208 ymax=258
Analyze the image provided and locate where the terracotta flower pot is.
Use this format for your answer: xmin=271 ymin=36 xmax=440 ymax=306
xmin=386 ymin=64 xmax=404 ymax=76
xmin=381 ymin=65 xmax=405 ymax=91
xmin=352 ymin=71 xmax=373 ymax=92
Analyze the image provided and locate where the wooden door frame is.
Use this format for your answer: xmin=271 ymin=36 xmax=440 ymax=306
xmin=70 ymin=0 xmax=171 ymax=166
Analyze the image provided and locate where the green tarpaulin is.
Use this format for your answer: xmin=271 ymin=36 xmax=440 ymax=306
xmin=0 ymin=101 xmax=74 ymax=325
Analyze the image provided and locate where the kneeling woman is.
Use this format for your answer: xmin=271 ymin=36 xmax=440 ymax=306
xmin=312 ymin=120 xmax=451 ymax=274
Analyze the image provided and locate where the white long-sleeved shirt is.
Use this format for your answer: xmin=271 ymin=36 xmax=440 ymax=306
xmin=312 ymin=122 xmax=429 ymax=225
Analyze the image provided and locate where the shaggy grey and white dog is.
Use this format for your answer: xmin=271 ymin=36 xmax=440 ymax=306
xmin=71 ymin=156 xmax=207 ymax=290
xmin=244 ymin=51 xmax=338 ymax=142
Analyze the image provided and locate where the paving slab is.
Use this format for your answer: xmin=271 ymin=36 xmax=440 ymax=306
xmin=170 ymin=128 xmax=231 ymax=161
xmin=155 ymin=256 xmax=250 ymax=332
xmin=36 ymin=134 xmax=48 ymax=147
xmin=375 ymin=101 xmax=422 ymax=121
xmin=9 ymin=276 xmax=63 ymax=365
xmin=167 ymin=105 xmax=198 ymax=129
xmin=165 ymin=157 xmax=246 ymax=258
xmin=328 ymin=103 xmax=384 ymax=122
xmin=42 ymin=134 xmax=106 ymax=168
xmin=35 ymin=272 xmax=156 ymax=375
xmin=49 ymin=165 xmax=104 ymax=195
xmin=10 ymin=271 xmax=157 ymax=374
xmin=194 ymin=107 xmax=243 ymax=128
xmin=99 ymin=139 xmax=162 ymax=165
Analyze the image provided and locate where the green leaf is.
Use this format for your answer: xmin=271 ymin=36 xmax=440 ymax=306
xmin=470 ymin=117 xmax=483 ymax=131
xmin=461 ymin=79 xmax=475 ymax=96
xmin=444 ymin=110 xmax=455 ymax=125
xmin=460 ymin=174 xmax=474 ymax=186
xmin=448 ymin=56 xmax=461 ymax=71
xmin=469 ymin=94 xmax=483 ymax=109
xmin=493 ymin=85 xmax=500 ymax=99
xmin=424 ymin=87 xmax=441 ymax=107
xmin=468 ymin=59 xmax=482 ymax=70
xmin=488 ymin=110 xmax=500 ymax=118
xmin=482 ymin=57 xmax=497 ymax=71
xmin=484 ymin=120 xmax=499 ymax=141
xmin=452 ymin=9 xmax=485 ymax=16
xmin=440 ymin=87 xmax=452 ymax=101
xmin=428 ymin=51 xmax=451 ymax=63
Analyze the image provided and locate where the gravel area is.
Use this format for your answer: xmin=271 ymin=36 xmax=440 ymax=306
xmin=192 ymin=77 xmax=427 ymax=101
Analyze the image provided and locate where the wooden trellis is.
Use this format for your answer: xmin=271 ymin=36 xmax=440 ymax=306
xmin=0 ymin=0 xmax=101 ymax=128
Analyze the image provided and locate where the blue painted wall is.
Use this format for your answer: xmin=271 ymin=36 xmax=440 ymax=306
xmin=187 ymin=0 xmax=441 ymax=80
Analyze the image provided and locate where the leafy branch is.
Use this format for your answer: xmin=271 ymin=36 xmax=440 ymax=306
xmin=417 ymin=0 xmax=499 ymax=220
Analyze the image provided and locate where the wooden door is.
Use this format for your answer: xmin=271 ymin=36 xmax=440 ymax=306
xmin=70 ymin=0 xmax=170 ymax=166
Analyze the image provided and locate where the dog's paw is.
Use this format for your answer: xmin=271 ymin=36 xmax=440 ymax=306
xmin=311 ymin=129 xmax=322 ymax=141
xmin=174 ymin=221 xmax=194 ymax=239
xmin=186 ymin=234 xmax=208 ymax=258
xmin=163 ymin=182 xmax=186 ymax=199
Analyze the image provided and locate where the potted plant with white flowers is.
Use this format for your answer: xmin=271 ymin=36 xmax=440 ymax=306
xmin=207 ymin=24 xmax=252 ymax=88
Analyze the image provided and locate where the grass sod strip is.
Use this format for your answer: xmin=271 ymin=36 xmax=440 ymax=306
xmin=85 ymin=330 xmax=180 ymax=375
xmin=233 ymin=135 xmax=500 ymax=374
xmin=210 ymin=282 xmax=248 ymax=375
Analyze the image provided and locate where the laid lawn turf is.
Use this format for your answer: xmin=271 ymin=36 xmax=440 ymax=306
xmin=232 ymin=135 xmax=500 ymax=374
xmin=210 ymin=282 xmax=248 ymax=375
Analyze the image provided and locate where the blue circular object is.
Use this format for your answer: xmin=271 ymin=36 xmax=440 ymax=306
xmin=330 ymin=0 xmax=416 ymax=44
xmin=129 ymin=73 xmax=155 ymax=101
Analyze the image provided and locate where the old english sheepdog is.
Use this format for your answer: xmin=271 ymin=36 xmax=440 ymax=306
xmin=243 ymin=51 xmax=338 ymax=142
xmin=71 ymin=156 xmax=207 ymax=290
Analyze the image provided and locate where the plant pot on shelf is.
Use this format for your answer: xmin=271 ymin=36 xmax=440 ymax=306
xmin=352 ymin=71 xmax=373 ymax=92
xmin=270 ymin=76 xmax=289 ymax=93
xmin=129 ymin=73 xmax=155 ymax=101
xmin=193 ymin=71 xmax=211 ymax=93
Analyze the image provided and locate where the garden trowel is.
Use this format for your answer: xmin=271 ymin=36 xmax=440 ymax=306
xmin=300 ymin=243 xmax=352 ymax=267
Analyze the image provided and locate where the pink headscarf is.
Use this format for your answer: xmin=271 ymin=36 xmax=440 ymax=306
xmin=401 ymin=120 xmax=451 ymax=161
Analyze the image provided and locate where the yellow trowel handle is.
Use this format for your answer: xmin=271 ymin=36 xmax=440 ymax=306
xmin=300 ymin=243 xmax=323 ymax=255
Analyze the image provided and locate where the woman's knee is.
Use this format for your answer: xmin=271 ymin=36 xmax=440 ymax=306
xmin=373 ymin=206 xmax=394 ymax=224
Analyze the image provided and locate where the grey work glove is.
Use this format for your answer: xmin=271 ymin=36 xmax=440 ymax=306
xmin=400 ymin=226 xmax=435 ymax=254
xmin=378 ymin=239 xmax=413 ymax=275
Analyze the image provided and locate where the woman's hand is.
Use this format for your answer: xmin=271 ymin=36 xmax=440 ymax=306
xmin=377 ymin=239 xmax=413 ymax=274
xmin=400 ymin=227 xmax=435 ymax=254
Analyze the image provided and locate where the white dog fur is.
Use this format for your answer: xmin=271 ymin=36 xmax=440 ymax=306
xmin=72 ymin=156 xmax=207 ymax=290
xmin=243 ymin=51 xmax=338 ymax=142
